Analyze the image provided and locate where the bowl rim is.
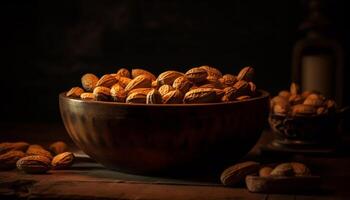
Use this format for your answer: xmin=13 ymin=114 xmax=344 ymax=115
xmin=59 ymin=89 xmax=269 ymax=107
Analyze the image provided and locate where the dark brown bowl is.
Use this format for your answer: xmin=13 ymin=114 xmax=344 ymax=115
xmin=59 ymin=90 xmax=269 ymax=175
xmin=268 ymin=109 xmax=346 ymax=146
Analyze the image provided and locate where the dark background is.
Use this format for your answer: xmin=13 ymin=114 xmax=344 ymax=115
xmin=0 ymin=0 xmax=348 ymax=123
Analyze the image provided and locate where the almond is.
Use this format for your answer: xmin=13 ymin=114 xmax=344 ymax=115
xmin=0 ymin=142 xmax=29 ymax=154
xmin=110 ymin=83 xmax=127 ymax=102
xmin=81 ymin=73 xmax=99 ymax=91
xmin=270 ymin=163 xmax=294 ymax=176
xmin=131 ymin=69 xmax=156 ymax=81
xmin=185 ymin=67 xmax=208 ymax=83
xmin=220 ymin=161 xmax=260 ymax=186
xmin=220 ymin=74 xmax=237 ymax=86
xmin=162 ymin=89 xmax=183 ymax=104
xmin=158 ymin=85 xmax=174 ymax=96
xmin=96 ymin=74 xmax=118 ymax=88
xmin=237 ymin=66 xmax=254 ymax=82
xmin=183 ymin=88 xmax=217 ymax=103
xmin=26 ymin=145 xmax=53 ymax=160
xmin=0 ymin=150 xmax=26 ymax=170
xmin=93 ymin=86 xmax=111 ymax=101
xmin=80 ymin=92 xmax=95 ymax=100
xmin=199 ymin=65 xmax=222 ymax=78
xmin=126 ymin=91 xmax=147 ymax=103
xmin=51 ymin=152 xmax=75 ymax=169
xmin=146 ymin=89 xmax=162 ymax=104
xmin=116 ymin=68 xmax=131 ymax=78
xmin=173 ymin=76 xmax=192 ymax=93
xmin=125 ymin=75 xmax=152 ymax=93
xmin=66 ymin=87 xmax=84 ymax=98
xmin=157 ymin=71 xmax=184 ymax=86
xmin=16 ymin=155 xmax=51 ymax=174
xmin=49 ymin=141 xmax=68 ymax=155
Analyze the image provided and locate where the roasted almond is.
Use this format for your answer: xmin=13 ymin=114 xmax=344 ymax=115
xmin=49 ymin=141 xmax=68 ymax=155
xmin=220 ymin=74 xmax=237 ymax=86
xmin=96 ymin=74 xmax=118 ymax=88
xmin=220 ymin=161 xmax=260 ymax=186
xmin=289 ymin=94 xmax=304 ymax=105
xmin=270 ymin=163 xmax=294 ymax=176
xmin=303 ymin=93 xmax=324 ymax=107
xmin=223 ymin=87 xmax=238 ymax=101
xmin=16 ymin=155 xmax=51 ymax=174
xmin=81 ymin=73 xmax=99 ymax=92
xmin=132 ymin=68 xmax=156 ymax=81
xmin=273 ymin=104 xmax=289 ymax=115
xmin=116 ymin=68 xmax=131 ymax=78
xmin=146 ymin=89 xmax=162 ymax=104
xmin=80 ymin=92 xmax=95 ymax=100
xmin=162 ymin=89 xmax=183 ymax=104
xmin=237 ymin=66 xmax=254 ymax=82
xmin=126 ymin=91 xmax=147 ymax=103
xmin=0 ymin=150 xmax=26 ymax=170
xmin=26 ymin=145 xmax=53 ymax=160
xmin=0 ymin=142 xmax=29 ymax=154
xmin=199 ymin=83 xmax=217 ymax=89
xmin=271 ymin=96 xmax=289 ymax=108
xmin=259 ymin=166 xmax=273 ymax=177
xmin=110 ymin=84 xmax=127 ymax=102
xmin=272 ymin=96 xmax=291 ymax=114
xmin=117 ymin=77 xmax=132 ymax=88
xmin=66 ymin=87 xmax=84 ymax=98
xmin=301 ymin=91 xmax=313 ymax=99
xmin=158 ymin=84 xmax=174 ymax=96
xmin=173 ymin=76 xmax=192 ymax=93
xmin=290 ymin=162 xmax=311 ymax=176
xmin=292 ymin=104 xmax=316 ymax=116
xmin=128 ymin=88 xmax=152 ymax=96
xmin=185 ymin=67 xmax=208 ymax=83
xmin=157 ymin=71 xmax=184 ymax=86
xmin=51 ymin=152 xmax=75 ymax=169
xmin=183 ymin=88 xmax=217 ymax=104
xmin=93 ymin=86 xmax=111 ymax=101
xmin=199 ymin=65 xmax=222 ymax=78
xmin=278 ymin=90 xmax=291 ymax=99
xmin=205 ymin=76 xmax=224 ymax=89
xmin=125 ymin=75 xmax=152 ymax=93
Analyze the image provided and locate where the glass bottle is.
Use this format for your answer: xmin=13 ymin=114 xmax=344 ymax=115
xmin=292 ymin=0 xmax=343 ymax=105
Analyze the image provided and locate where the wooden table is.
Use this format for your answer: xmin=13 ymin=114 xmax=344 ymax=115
xmin=1 ymin=123 xmax=350 ymax=199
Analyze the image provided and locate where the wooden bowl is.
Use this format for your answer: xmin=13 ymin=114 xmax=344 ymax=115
xmin=268 ymin=109 xmax=346 ymax=145
xmin=59 ymin=90 xmax=269 ymax=175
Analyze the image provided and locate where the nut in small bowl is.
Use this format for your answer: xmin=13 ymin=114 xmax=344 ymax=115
xmin=268 ymin=83 xmax=348 ymax=145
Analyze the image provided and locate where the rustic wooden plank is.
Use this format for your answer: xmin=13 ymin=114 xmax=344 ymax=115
xmin=296 ymin=195 xmax=347 ymax=200
xmin=29 ymin=180 xmax=266 ymax=200
xmin=268 ymin=194 xmax=295 ymax=200
xmin=1 ymin=169 xmax=267 ymax=200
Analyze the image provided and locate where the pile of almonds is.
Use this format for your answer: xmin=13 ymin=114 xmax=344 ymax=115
xmin=220 ymin=161 xmax=311 ymax=186
xmin=270 ymin=83 xmax=336 ymax=117
xmin=66 ymin=66 xmax=258 ymax=104
xmin=0 ymin=141 xmax=74 ymax=174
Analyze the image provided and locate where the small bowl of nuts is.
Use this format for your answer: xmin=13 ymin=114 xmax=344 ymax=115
xmin=59 ymin=66 xmax=270 ymax=175
xmin=269 ymin=83 xmax=347 ymax=146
